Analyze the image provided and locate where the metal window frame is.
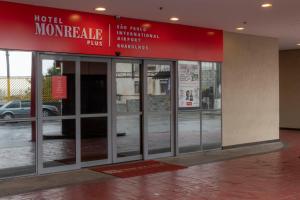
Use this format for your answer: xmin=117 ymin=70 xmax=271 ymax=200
xmin=200 ymin=62 xmax=222 ymax=151
xmin=0 ymin=50 xmax=38 ymax=180
xmin=176 ymin=61 xmax=223 ymax=155
xmin=144 ymin=60 xmax=175 ymax=159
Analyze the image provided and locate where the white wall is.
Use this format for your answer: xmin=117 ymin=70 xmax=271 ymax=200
xmin=222 ymin=32 xmax=279 ymax=147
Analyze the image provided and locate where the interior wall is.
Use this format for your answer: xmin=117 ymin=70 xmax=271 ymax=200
xmin=222 ymin=32 xmax=279 ymax=147
xmin=279 ymin=50 xmax=300 ymax=129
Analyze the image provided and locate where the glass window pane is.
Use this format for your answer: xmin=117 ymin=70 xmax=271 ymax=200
xmin=21 ymin=101 xmax=31 ymax=108
xmin=81 ymin=62 xmax=107 ymax=114
xmin=147 ymin=64 xmax=171 ymax=112
xmin=43 ymin=119 xmax=76 ymax=168
xmin=42 ymin=60 xmax=75 ymax=116
xmin=202 ymin=111 xmax=222 ymax=150
xmin=81 ymin=117 xmax=108 ymax=162
xmin=116 ymin=63 xmax=140 ymax=113
xmin=178 ymin=61 xmax=200 ymax=108
xmin=6 ymin=101 xmax=20 ymax=108
xmin=0 ymin=50 xmax=35 ymax=120
xmin=117 ymin=115 xmax=141 ymax=157
xmin=201 ymin=62 xmax=221 ymax=110
xmin=178 ymin=110 xmax=201 ymax=153
xmin=0 ymin=121 xmax=36 ymax=178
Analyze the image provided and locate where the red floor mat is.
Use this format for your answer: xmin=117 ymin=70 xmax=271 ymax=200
xmin=89 ymin=160 xmax=187 ymax=178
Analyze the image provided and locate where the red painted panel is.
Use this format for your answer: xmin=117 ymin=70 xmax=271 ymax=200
xmin=0 ymin=1 xmax=223 ymax=61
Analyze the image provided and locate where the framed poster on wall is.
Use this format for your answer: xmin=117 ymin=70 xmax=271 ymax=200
xmin=178 ymin=61 xmax=200 ymax=108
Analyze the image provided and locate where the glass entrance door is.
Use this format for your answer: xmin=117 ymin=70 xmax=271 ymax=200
xmin=38 ymin=55 xmax=78 ymax=173
xmin=38 ymin=55 xmax=111 ymax=173
xmin=144 ymin=60 xmax=174 ymax=159
xmin=80 ymin=59 xmax=111 ymax=166
xmin=38 ymin=55 xmax=175 ymax=172
xmin=112 ymin=60 xmax=143 ymax=162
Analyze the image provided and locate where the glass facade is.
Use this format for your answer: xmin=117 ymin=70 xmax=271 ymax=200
xmin=0 ymin=50 xmax=36 ymax=178
xmin=178 ymin=61 xmax=222 ymax=153
xmin=0 ymin=50 xmax=222 ymax=178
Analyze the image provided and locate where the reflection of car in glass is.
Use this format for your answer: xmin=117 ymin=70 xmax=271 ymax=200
xmin=0 ymin=100 xmax=59 ymax=119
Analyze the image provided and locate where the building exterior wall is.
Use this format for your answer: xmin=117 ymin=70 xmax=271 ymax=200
xmin=222 ymin=32 xmax=279 ymax=147
xmin=279 ymin=50 xmax=300 ymax=129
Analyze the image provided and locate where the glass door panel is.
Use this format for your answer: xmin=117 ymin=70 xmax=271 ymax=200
xmin=81 ymin=117 xmax=108 ymax=162
xmin=146 ymin=62 xmax=173 ymax=156
xmin=114 ymin=61 xmax=142 ymax=160
xmin=41 ymin=58 xmax=77 ymax=169
xmin=42 ymin=119 xmax=76 ymax=167
xmin=80 ymin=61 xmax=110 ymax=164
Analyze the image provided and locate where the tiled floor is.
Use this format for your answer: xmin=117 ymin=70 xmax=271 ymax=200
xmin=2 ymin=130 xmax=300 ymax=200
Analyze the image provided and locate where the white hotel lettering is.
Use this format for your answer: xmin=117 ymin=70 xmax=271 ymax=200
xmin=116 ymin=24 xmax=160 ymax=51
xmin=34 ymin=15 xmax=103 ymax=47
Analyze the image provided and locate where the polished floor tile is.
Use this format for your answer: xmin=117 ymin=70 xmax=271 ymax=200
xmin=2 ymin=130 xmax=300 ymax=200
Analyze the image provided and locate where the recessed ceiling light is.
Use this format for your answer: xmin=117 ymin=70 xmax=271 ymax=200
xmin=95 ymin=7 xmax=106 ymax=11
xmin=207 ymin=31 xmax=215 ymax=36
xmin=236 ymin=27 xmax=245 ymax=31
xmin=261 ymin=3 xmax=272 ymax=8
xmin=170 ymin=17 xmax=179 ymax=21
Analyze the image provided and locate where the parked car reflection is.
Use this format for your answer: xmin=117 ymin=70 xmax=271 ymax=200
xmin=0 ymin=100 xmax=59 ymax=119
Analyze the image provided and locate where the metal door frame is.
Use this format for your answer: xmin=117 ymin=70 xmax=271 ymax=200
xmin=143 ymin=60 xmax=175 ymax=160
xmin=37 ymin=53 xmax=112 ymax=174
xmin=79 ymin=56 xmax=112 ymax=168
xmin=112 ymin=59 xmax=143 ymax=163
xmin=37 ymin=53 xmax=79 ymax=174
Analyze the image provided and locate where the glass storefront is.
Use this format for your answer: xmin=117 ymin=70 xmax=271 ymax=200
xmin=0 ymin=50 xmax=222 ymax=178
xmin=178 ymin=61 xmax=222 ymax=153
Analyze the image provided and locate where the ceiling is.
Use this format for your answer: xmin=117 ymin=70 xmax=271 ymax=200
xmin=5 ymin=0 xmax=300 ymax=50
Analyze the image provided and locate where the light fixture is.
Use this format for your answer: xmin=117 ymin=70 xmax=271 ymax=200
xmin=261 ymin=3 xmax=272 ymax=8
xmin=207 ymin=31 xmax=215 ymax=36
xmin=170 ymin=17 xmax=179 ymax=21
xmin=95 ymin=7 xmax=106 ymax=11
xmin=142 ymin=23 xmax=151 ymax=29
xmin=236 ymin=27 xmax=245 ymax=31
xmin=297 ymin=43 xmax=300 ymax=46
xmin=70 ymin=14 xmax=81 ymax=22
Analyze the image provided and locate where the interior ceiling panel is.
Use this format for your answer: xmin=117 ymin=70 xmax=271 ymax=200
xmin=4 ymin=0 xmax=300 ymax=50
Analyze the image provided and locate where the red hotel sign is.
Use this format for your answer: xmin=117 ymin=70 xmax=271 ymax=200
xmin=0 ymin=1 xmax=223 ymax=61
